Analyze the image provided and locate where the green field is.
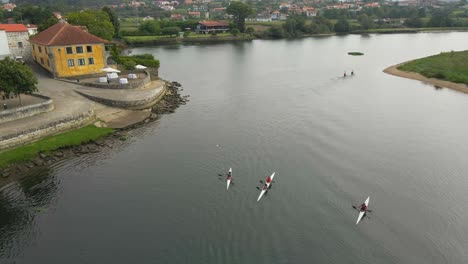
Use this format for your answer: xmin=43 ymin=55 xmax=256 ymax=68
xmin=398 ymin=50 xmax=468 ymax=84
xmin=0 ymin=125 xmax=114 ymax=168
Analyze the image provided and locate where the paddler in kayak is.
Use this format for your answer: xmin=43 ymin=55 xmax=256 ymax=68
xmin=360 ymin=203 xmax=367 ymax=212
xmin=227 ymin=171 xmax=232 ymax=180
xmin=266 ymin=176 xmax=272 ymax=184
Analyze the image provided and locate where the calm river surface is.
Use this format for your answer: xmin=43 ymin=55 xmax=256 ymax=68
xmin=2 ymin=33 xmax=468 ymax=264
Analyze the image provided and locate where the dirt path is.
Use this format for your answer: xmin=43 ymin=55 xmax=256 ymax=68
xmin=383 ymin=64 xmax=468 ymax=94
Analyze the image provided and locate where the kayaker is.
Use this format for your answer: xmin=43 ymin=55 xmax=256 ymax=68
xmin=344 ymin=72 xmax=347 ymax=77
xmin=360 ymin=203 xmax=367 ymax=211
xmin=351 ymin=70 xmax=354 ymax=75
xmin=263 ymin=183 xmax=268 ymax=190
xmin=266 ymin=176 xmax=272 ymax=183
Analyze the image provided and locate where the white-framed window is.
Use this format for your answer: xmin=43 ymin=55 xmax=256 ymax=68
xmin=76 ymin=46 xmax=84 ymax=53
xmin=66 ymin=47 xmax=73 ymax=54
xmin=67 ymin=59 xmax=75 ymax=67
xmin=88 ymin=58 xmax=95 ymax=65
xmin=78 ymin=58 xmax=85 ymax=66
xmin=86 ymin=46 xmax=92 ymax=52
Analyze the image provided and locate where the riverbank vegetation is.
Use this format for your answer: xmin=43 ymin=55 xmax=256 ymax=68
xmin=397 ymin=50 xmax=468 ymax=85
xmin=0 ymin=125 xmax=114 ymax=169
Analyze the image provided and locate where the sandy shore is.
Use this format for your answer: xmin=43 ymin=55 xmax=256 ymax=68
xmin=383 ymin=64 xmax=468 ymax=94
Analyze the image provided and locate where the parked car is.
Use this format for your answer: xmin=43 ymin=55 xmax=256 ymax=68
xmin=15 ymin=56 xmax=25 ymax=64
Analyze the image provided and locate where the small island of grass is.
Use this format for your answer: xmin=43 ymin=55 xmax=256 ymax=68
xmin=397 ymin=50 xmax=468 ymax=85
xmin=348 ymin=52 xmax=364 ymax=56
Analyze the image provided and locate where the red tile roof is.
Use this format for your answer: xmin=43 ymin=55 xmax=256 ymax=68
xmin=29 ymin=21 xmax=110 ymax=46
xmin=0 ymin=24 xmax=28 ymax=32
xmin=198 ymin=20 xmax=229 ymax=27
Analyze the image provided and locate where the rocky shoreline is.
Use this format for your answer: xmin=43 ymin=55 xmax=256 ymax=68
xmin=0 ymin=81 xmax=189 ymax=188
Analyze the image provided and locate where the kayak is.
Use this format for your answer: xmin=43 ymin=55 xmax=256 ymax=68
xmin=257 ymin=172 xmax=275 ymax=202
xmin=226 ymin=168 xmax=232 ymax=190
xmin=356 ymin=196 xmax=370 ymax=225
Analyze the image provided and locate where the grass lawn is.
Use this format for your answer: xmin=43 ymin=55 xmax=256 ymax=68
xmin=246 ymin=21 xmax=284 ymax=26
xmin=0 ymin=125 xmax=114 ymax=168
xmin=398 ymin=50 xmax=468 ymax=84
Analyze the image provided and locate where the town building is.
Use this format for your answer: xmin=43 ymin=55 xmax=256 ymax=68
xmin=3 ymin=3 xmax=15 ymax=12
xmin=195 ymin=20 xmax=229 ymax=34
xmin=0 ymin=29 xmax=10 ymax=59
xmin=188 ymin=11 xmax=201 ymax=18
xmin=26 ymin=24 xmax=38 ymax=36
xmin=29 ymin=21 xmax=110 ymax=78
xmin=0 ymin=24 xmax=31 ymax=60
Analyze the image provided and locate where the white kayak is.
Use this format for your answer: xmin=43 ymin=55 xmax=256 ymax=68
xmin=226 ymin=168 xmax=232 ymax=190
xmin=257 ymin=172 xmax=275 ymax=202
xmin=356 ymin=196 xmax=370 ymax=225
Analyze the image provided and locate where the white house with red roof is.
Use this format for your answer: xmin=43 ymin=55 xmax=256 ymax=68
xmin=0 ymin=29 xmax=10 ymax=59
xmin=3 ymin=3 xmax=16 ymax=12
xmin=0 ymin=24 xmax=30 ymax=59
xmin=26 ymin=24 xmax=38 ymax=36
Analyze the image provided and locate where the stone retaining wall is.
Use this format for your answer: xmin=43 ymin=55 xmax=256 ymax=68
xmin=0 ymin=94 xmax=54 ymax=124
xmin=0 ymin=110 xmax=95 ymax=152
xmin=75 ymin=85 xmax=166 ymax=110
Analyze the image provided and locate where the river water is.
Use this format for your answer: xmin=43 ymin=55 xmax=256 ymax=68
xmin=1 ymin=32 xmax=468 ymax=264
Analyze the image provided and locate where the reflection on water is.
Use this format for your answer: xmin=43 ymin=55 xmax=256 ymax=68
xmin=0 ymin=167 xmax=56 ymax=259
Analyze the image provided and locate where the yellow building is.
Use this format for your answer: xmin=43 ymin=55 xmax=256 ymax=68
xmin=29 ymin=21 xmax=110 ymax=78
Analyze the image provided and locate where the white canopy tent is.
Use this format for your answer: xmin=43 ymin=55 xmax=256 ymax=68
xmin=134 ymin=64 xmax=147 ymax=70
xmin=101 ymin=67 xmax=121 ymax=73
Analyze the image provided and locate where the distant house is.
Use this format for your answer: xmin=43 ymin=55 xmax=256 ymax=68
xmin=271 ymin=11 xmax=280 ymax=20
xmin=188 ymin=11 xmax=201 ymax=18
xmin=29 ymin=21 xmax=110 ymax=78
xmin=0 ymin=24 xmax=30 ymax=60
xmin=3 ymin=3 xmax=16 ymax=12
xmin=142 ymin=16 xmax=155 ymax=21
xmin=52 ymin=12 xmax=62 ymax=19
xmin=195 ymin=20 xmax=229 ymax=34
xmin=26 ymin=24 xmax=38 ymax=36
xmin=303 ymin=7 xmax=317 ymax=17
xmin=171 ymin=14 xmax=185 ymax=20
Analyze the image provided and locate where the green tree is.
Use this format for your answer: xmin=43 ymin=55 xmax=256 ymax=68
xmin=428 ymin=9 xmax=453 ymax=27
xmin=245 ymin=27 xmax=255 ymax=35
xmin=139 ymin=20 xmax=161 ymax=35
xmin=405 ymin=16 xmax=424 ymax=27
xmin=0 ymin=58 xmax=38 ymax=106
xmin=38 ymin=17 xmax=59 ymax=32
xmin=358 ymin=14 xmax=374 ymax=30
xmin=267 ymin=25 xmax=285 ymax=39
xmin=14 ymin=5 xmax=52 ymax=25
xmin=226 ymin=1 xmax=253 ymax=32
xmin=161 ymin=26 xmax=181 ymax=36
xmin=67 ymin=10 xmax=115 ymax=40
xmin=334 ymin=17 xmax=350 ymax=33
xmin=102 ymin=6 xmax=120 ymax=36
